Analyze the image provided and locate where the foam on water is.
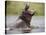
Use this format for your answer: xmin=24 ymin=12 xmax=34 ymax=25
xmin=6 ymin=16 xmax=45 ymax=34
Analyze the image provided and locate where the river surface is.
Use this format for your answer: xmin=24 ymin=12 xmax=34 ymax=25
xmin=6 ymin=16 xmax=45 ymax=34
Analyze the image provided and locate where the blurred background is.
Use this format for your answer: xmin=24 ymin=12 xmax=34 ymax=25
xmin=5 ymin=1 xmax=44 ymax=16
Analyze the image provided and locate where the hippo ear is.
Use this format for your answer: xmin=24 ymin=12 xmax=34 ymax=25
xmin=30 ymin=9 xmax=36 ymax=16
xmin=31 ymin=12 xmax=36 ymax=16
xmin=25 ymin=4 xmax=29 ymax=10
xmin=30 ymin=10 xmax=34 ymax=14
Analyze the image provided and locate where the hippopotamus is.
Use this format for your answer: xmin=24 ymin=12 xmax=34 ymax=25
xmin=15 ymin=4 xmax=36 ymax=33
